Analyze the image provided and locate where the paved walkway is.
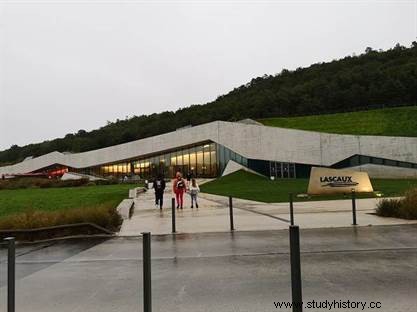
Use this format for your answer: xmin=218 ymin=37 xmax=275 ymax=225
xmin=119 ymin=184 xmax=417 ymax=236
xmin=1 ymin=225 xmax=416 ymax=312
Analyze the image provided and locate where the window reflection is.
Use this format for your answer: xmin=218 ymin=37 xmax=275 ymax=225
xmin=74 ymin=142 xmax=251 ymax=179
xmin=94 ymin=142 xmax=225 ymax=179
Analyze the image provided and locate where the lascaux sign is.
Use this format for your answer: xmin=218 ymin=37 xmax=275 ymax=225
xmin=307 ymin=167 xmax=373 ymax=195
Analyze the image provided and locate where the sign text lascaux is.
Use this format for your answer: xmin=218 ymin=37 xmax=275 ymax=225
xmin=307 ymin=167 xmax=373 ymax=195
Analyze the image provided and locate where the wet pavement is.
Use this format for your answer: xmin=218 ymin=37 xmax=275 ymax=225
xmin=120 ymin=189 xmax=417 ymax=235
xmin=1 ymin=224 xmax=416 ymax=311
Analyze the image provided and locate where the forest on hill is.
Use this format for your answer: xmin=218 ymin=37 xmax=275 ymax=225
xmin=1 ymin=42 xmax=416 ymax=165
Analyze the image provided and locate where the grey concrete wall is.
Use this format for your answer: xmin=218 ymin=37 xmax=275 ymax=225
xmin=1 ymin=120 xmax=416 ymax=176
xmin=216 ymin=122 xmax=417 ymax=165
xmin=350 ymin=164 xmax=417 ymax=179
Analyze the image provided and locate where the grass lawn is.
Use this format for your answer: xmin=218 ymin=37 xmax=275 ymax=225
xmin=0 ymin=184 xmax=133 ymax=218
xmin=258 ymin=106 xmax=417 ymax=137
xmin=200 ymin=171 xmax=417 ymax=203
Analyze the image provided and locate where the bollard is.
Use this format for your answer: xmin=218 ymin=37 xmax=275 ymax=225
xmin=351 ymin=190 xmax=357 ymax=226
xmin=289 ymin=226 xmax=303 ymax=312
xmin=229 ymin=196 xmax=234 ymax=231
xmin=289 ymin=193 xmax=294 ymax=226
xmin=142 ymin=232 xmax=152 ymax=312
xmin=5 ymin=237 xmax=15 ymax=312
xmin=171 ymin=198 xmax=176 ymax=233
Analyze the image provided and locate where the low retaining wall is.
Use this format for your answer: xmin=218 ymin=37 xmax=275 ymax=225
xmin=129 ymin=187 xmax=147 ymax=199
xmin=117 ymin=198 xmax=135 ymax=219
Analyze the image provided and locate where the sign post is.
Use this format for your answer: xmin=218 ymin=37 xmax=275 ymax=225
xmin=351 ymin=190 xmax=357 ymax=225
xmin=229 ymin=196 xmax=235 ymax=231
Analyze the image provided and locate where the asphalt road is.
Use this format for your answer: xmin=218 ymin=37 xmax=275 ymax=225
xmin=1 ymin=225 xmax=416 ymax=312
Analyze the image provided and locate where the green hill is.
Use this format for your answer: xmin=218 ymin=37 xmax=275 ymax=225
xmin=259 ymin=106 xmax=417 ymax=137
xmin=1 ymin=43 xmax=416 ymax=165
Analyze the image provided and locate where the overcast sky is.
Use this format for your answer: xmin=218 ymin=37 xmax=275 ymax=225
xmin=0 ymin=0 xmax=416 ymax=151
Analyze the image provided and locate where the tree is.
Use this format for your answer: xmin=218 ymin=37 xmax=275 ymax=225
xmin=1 ymin=43 xmax=416 ymax=165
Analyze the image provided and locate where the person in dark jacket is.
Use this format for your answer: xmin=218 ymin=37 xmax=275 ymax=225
xmin=153 ymin=174 xmax=166 ymax=209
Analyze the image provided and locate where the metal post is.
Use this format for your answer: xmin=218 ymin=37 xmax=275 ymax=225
xmin=229 ymin=196 xmax=234 ymax=231
xmin=290 ymin=225 xmax=303 ymax=312
xmin=5 ymin=237 xmax=15 ymax=312
xmin=351 ymin=190 xmax=357 ymax=226
xmin=142 ymin=232 xmax=152 ymax=312
xmin=289 ymin=226 xmax=303 ymax=312
xmin=171 ymin=198 xmax=176 ymax=233
xmin=289 ymin=193 xmax=294 ymax=226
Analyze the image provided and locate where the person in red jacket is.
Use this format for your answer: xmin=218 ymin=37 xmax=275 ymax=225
xmin=173 ymin=172 xmax=186 ymax=209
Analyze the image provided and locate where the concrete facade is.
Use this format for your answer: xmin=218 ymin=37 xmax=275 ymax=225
xmin=350 ymin=164 xmax=417 ymax=179
xmin=1 ymin=121 xmax=416 ymax=178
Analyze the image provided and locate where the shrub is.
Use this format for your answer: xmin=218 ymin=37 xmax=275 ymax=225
xmin=0 ymin=176 xmax=146 ymax=190
xmin=376 ymin=198 xmax=401 ymax=217
xmin=0 ymin=203 xmax=123 ymax=232
xmin=376 ymin=187 xmax=417 ymax=220
xmin=0 ymin=177 xmax=91 ymax=190
xmin=399 ymin=187 xmax=417 ymax=219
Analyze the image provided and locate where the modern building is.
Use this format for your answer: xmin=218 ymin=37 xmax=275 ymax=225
xmin=1 ymin=120 xmax=417 ymax=179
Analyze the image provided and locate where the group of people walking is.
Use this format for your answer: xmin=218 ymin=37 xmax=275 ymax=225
xmin=152 ymin=172 xmax=200 ymax=209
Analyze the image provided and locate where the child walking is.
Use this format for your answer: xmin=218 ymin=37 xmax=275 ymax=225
xmin=189 ymin=178 xmax=200 ymax=208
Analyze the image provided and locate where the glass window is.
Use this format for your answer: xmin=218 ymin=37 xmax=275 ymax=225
xmin=219 ymin=145 xmax=225 ymax=172
xmin=242 ymin=157 xmax=248 ymax=168
xmin=210 ymin=145 xmax=217 ymax=176
xmin=171 ymin=153 xmax=177 ymax=166
xmin=189 ymin=147 xmax=197 ymax=172
xmin=183 ymin=148 xmax=190 ymax=166
xmin=203 ymin=145 xmax=211 ymax=176
xmin=196 ymin=146 xmax=204 ymax=175
xmin=371 ymin=157 xmax=383 ymax=165
xmin=384 ymin=159 xmax=397 ymax=167
xmin=276 ymin=162 xmax=282 ymax=178
xmin=95 ymin=142 xmax=221 ymax=179
xmin=224 ymin=148 xmax=231 ymax=164
xmin=235 ymin=154 xmax=242 ymax=165
xmin=399 ymin=162 xmax=412 ymax=168
xmin=204 ymin=149 xmax=211 ymax=165
xmin=350 ymin=156 xmax=360 ymax=167
xmin=177 ymin=151 xmax=183 ymax=166
xmin=283 ymin=163 xmax=289 ymax=178
xmin=164 ymin=153 xmax=170 ymax=167
xmin=289 ymin=163 xmax=295 ymax=178
xmin=360 ymin=155 xmax=370 ymax=164
xmin=270 ymin=162 xmax=276 ymax=177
